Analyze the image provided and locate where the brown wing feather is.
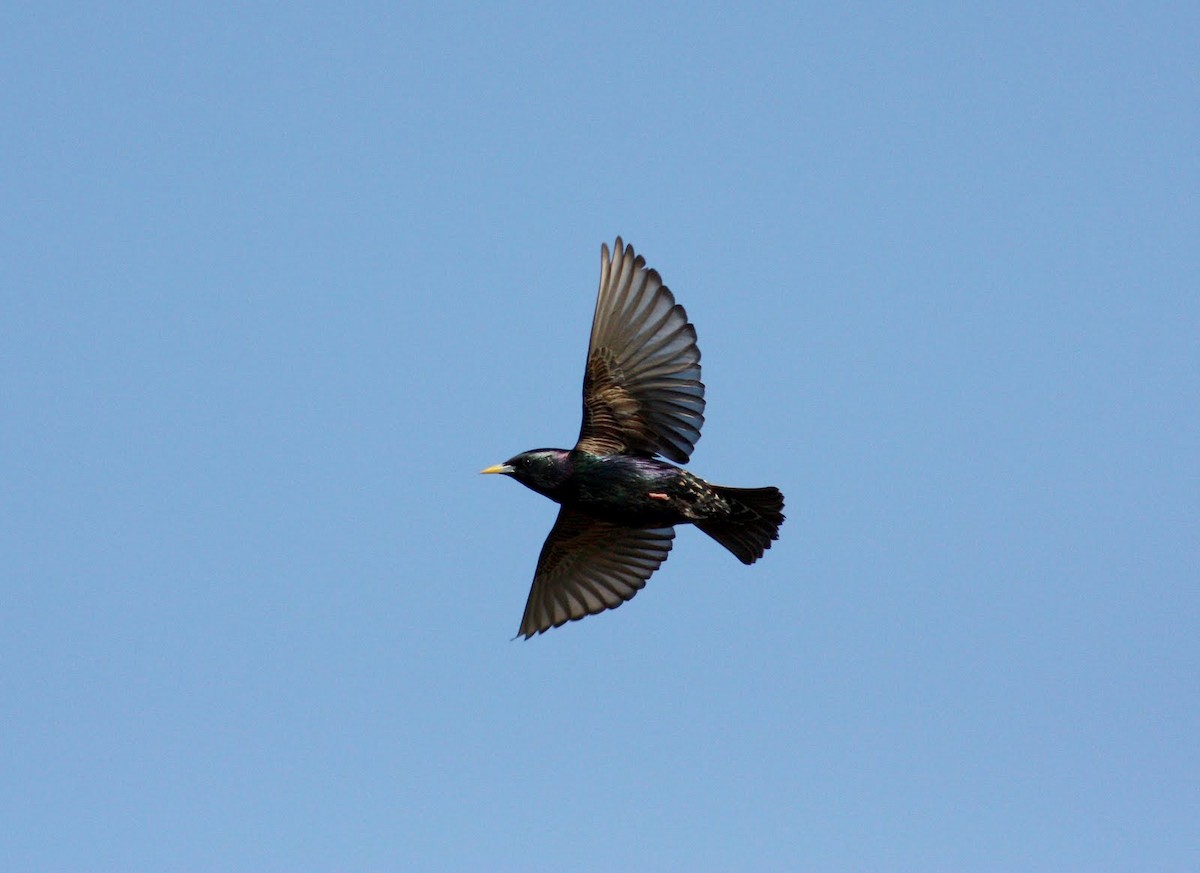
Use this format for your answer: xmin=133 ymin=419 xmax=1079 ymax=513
xmin=575 ymin=238 xmax=705 ymax=463
xmin=518 ymin=506 xmax=675 ymax=639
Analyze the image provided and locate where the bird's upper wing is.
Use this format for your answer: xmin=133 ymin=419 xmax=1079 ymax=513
xmin=518 ymin=506 xmax=675 ymax=639
xmin=575 ymin=238 xmax=705 ymax=463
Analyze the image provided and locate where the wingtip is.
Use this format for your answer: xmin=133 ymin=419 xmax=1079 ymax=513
xmin=608 ymin=236 xmax=630 ymax=261
xmin=603 ymin=237 xmax=627 ymax=265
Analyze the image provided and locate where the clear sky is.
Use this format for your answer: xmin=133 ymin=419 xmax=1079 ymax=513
xmin=2 ymin=3 xmax=1197 ymax=870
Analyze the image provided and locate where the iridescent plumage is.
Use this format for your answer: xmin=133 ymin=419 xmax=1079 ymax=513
xmin=483 ymin=239 xmax=784 ymax=638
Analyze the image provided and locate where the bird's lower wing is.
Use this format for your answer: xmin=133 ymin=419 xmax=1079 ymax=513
xmin=518 ymin=506 xmax=675 ymax=639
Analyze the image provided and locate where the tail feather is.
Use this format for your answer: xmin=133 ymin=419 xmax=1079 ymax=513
xmin=695 ymin=485 xmax=785 ymax=564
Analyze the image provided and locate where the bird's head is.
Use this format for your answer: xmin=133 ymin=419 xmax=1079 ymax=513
xmin=481 ymin=449 xmax=572 ymax=498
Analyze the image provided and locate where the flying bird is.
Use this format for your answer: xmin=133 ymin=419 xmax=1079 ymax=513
xmin=482 ymin=238 xmax=784 ymax=638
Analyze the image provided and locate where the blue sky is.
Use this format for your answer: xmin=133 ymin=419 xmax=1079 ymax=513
xmin=2 ymin=3 xmax=1197 ymax=870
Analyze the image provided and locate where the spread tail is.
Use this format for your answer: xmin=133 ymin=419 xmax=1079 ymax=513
xmin=695 ymin=485 xmax=785 ymax=564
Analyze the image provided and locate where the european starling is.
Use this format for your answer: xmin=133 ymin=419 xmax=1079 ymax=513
xmin=483 ymin=238 xmax=785 ymax=638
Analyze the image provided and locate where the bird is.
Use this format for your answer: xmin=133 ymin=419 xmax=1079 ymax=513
xmin=482 ymin=238 xmax=784 ymax=639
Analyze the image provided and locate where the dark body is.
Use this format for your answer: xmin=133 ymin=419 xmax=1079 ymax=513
xmin=514 ymin=449 xmax=735 ymax=528
xmin=482 ymin=238 xmax=785 ymax=638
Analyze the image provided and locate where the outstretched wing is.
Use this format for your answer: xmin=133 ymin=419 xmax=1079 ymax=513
xmin=518 ymin=506 xmax=675 ymax=639
xmin=575 ymin=238 xmax=705 ymax=463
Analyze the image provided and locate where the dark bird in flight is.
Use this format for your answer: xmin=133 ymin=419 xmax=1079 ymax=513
xmin=482 ymin=238 xmax=784 ymax=639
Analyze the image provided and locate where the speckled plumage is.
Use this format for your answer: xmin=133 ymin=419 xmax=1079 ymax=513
xmin=483 ymin=239 xmax=785 ymax=639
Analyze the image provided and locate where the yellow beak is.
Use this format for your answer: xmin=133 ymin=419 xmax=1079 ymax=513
xmin=480 ymin=463 xmax=513 ymax=475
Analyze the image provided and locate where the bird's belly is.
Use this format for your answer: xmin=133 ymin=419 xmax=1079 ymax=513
xmin=572 ymin=495 xmax=688 ymax=527
xmin=567 ymin=479 xmax=696 ymax=527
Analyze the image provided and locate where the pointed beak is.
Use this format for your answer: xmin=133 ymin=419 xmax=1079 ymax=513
xmin=480 ymin=463 xmax=514 ymax=475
